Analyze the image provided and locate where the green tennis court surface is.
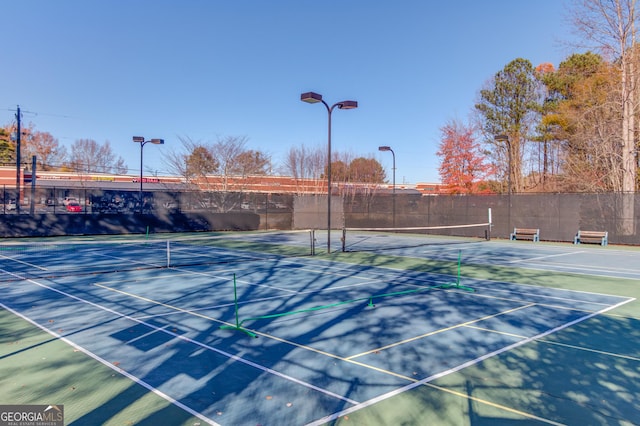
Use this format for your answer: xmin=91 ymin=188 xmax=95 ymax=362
xmin=1 ymin=231 xmax=639 ymax=425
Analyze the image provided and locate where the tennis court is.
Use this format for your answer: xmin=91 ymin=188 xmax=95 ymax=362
xmin=1 ymin=230 xmax=639 ymax=425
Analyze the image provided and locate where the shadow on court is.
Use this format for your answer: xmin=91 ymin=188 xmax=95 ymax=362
xmin=2 ymin=239 xmax=640 ymax=425
xmin=325 ymin=313 xmax=640 ymax=425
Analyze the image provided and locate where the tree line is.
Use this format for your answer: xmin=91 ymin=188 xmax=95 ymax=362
xmin=164 ymin=135 xmax=386 ymax=194
xmin=0 ymin=124 xmax=386 ymax=194
xmin=0 ymin=123 xmax=127 ymax=175
xmin=439 ymin=0 xmax=640 ymax=194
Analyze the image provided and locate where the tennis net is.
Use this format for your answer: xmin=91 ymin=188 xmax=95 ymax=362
xmin=341 ymin=223 xmax=491 ymax=252
xmin=0 ymin=230 xmax=316 ymax=280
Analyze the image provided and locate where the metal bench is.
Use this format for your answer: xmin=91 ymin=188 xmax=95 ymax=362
xmin=510 ymin=227 xmax=540 ymax=242
xmin=574 ymin=230 xmax=608 ymax=246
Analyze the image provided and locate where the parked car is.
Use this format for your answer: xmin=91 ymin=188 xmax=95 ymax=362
xmin=5 ymin=200 xmax=16 ymax=211
xmin=63 ymin=197 xmax=78 ymax=206
xmin=65 ymin=202 xmax=82 ymax=212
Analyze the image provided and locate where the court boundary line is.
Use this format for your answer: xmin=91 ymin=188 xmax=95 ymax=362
xmin=467 ymin=323 xmax=640 ymax=363
xmin=0 ymin=269 xmax=361 ymax=419
xmin=305 ymin=296 xmax=634 ymax=426
xmin=0 ymin=288 xmax=220 ymax=426
xmin=506 ymin=251 xmax=585 ymax=263
xmin=508 ymin=258 xmax=640 ymax=279
xmin=0 ymin=252 xmax=49 ymax=271
xmin=96 ymin=261 xmax=630 ymax=370
xmin=356 ymin=240 xmax=640 ymax=281
xmin=95 ymin=274 xmax=634 ymax=426
xmin=3 ymin=260 xmax=636 ymax=425
xmin=346 ymin=303 xmax=536 ymax=360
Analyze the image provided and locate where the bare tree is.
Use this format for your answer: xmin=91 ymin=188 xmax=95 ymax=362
xmin=572 ymin=0 xmax=638 ymax=192
xmin=281 ymin=144 xmax=326 ymax=194
xmin=166 ymin=135 xmax=270 ymax=211
xmin=68 ymin=139 xmax=127 ymax=174
xmin=163 ymin=136 xmax=210 ymax=184
xmin=212 ymin=135 xmax=252 ymax=190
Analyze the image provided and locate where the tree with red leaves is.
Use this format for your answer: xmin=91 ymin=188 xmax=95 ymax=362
xmin=437 ymin=119 xmax=494 ymax=194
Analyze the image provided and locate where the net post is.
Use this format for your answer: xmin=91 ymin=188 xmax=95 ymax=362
xmin=166 ymin=240 xmax=170 ymax=268
xmin=310 ymin=229 xmax=315 ymax=256
xmin=341 ymin=228 xmax=346 ymax=252
xmin=487 ymin=208 xmax=492 ymax=241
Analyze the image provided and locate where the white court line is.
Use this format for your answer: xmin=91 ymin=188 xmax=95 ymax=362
xmin=506 ymin=251 xmax=585 ymax=264
xmin=125 ymin=324 xmax=171 ymax=344
xmin=0 ymin=268 xmax=360 ymax=420
xmin=0 ymin=269 xmax=220 ymax=426
xmin=226 ymin=255 xmax=632 ymax=319
xmin=0 ymin=253 xmax=49 ymax=271
xmin=306 ymin=296 xmax=635 ymax=426
xmin=102 ymin=260 xmax=633 ymax=426
xmin=498 ymin=247 xmax=640 ymax=274
xmin=5 ymin=252 xmax=633 ymax=425
xmin=276 ymin=256 xmax=632 ymax=313
xmin=96 ymin=263 xmax=637 ymax=426
xmin=2 ymin=302 xmax=221 ymax=426
xmin=468 ymin=285 xmax=621 ymax=309
xmin=523 ymin=262 xmax=640 ymax=279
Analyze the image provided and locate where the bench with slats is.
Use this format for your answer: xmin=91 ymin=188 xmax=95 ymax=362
xmin=573 ymin=230 xmax=608 ymax=246
xmin=510 ymin=227 xmax=540 ymax=242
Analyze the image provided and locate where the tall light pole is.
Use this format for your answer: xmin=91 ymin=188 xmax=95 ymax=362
xmin=378 ymin=145 xmax=395 ymax=229
xmin=15 ymin=106 xmax=22 ymax=214
xmin=301 ymin=92 xmax=357 ymax=253
xmin=133 ymin=136 xmax=164 ymax=213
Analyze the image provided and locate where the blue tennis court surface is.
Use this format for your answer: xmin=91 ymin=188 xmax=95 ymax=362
xmin=2 ymin=234 xmax=636 ymax=425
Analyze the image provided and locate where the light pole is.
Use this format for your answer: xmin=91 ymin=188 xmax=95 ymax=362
xmin=378 ymin=145 xmax=395 ymax=229
xmin=133 ymin=136 xmax=164 ymax=213
xmin=301 ymin=92 xmax=357 ymax=253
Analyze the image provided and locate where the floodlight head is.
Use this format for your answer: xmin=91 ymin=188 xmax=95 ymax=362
xmin=301 ymin=92 xmax=323 ymax=103
xmin=150 ymin=139 xmax=164 ymax=145
xmin=495 ymin=134 xmax=509 ymax=142
xmin=338 ymin=100 xmax=358 ymax=110
xmin=378 ymin=146 xmax=391 ymax=152
xmin=133 ymin=136 xmax=145 ymax=143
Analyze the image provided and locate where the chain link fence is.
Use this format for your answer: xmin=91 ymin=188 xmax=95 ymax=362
xmin=337 ymin=192 xmax=639 ymax=245
xmin=2 ymin=184 xmax=639 ymax=245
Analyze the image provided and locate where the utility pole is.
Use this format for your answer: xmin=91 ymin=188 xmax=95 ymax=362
xmin=15 ymin=105 xmax=21 ymax=214
xmin=30 ymin=155 xmax=36 ymax=215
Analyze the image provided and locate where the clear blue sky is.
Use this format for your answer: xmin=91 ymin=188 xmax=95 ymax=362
xmin=2 ymin=0 xmax=575 ymax=184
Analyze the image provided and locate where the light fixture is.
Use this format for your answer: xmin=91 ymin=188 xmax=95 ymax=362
xmin=301 ymin=91 xmax=358 ymax=253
